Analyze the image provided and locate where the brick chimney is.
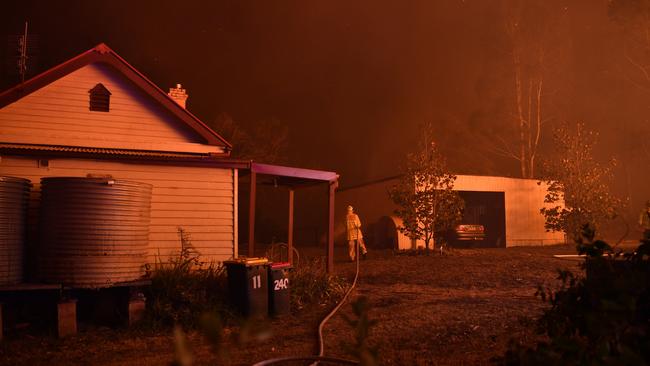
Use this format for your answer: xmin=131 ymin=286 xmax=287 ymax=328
xmin=168 ymin=83 xmax=188 ymax=108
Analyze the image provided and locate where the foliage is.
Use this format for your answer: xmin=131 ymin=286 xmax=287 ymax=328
xmin=539 ymin=122 xmax=622 ymax=240
xmin=389 ymin=123 xmax=464 ymax=249
xmin=144 ymin=228 xmax=231 ymax=329
xmin=289 ymin=257 xmax=349 ymax=312
xmin=498 ymin=226 xmax=650 ymax=365
xmin=172 ymin=309 xmax=274 ymax=366
xmin=609 ymin=0 xmax=650 ymax=21
xmin=342 ymin=296 xmax=379 ymax=366
xmin=171 ymin=325 xmax=194 ymax=366
xmin=395 ymin=247 xmax=451 ymax=256
xmin=211 ymin=112 xmax=289 ymax=164
xmin=609 ymin=0 xmax=650 ymax=91
xmin=608 ymin=0 xmax=650 ymax=164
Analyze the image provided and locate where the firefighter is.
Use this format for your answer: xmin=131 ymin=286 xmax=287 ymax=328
xmin=346 ymin=205 xmax=368 ymax=261
xmin=640 ymin=200 xmax=650 ymax=240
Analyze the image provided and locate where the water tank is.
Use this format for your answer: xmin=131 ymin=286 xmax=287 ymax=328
xmin=37 ymin=177 xmax=152 ymax=287
xmin=0 ymin=176 xmax=31 ymax=285
xmin=376 ymin=216 xmax=419 ymax=250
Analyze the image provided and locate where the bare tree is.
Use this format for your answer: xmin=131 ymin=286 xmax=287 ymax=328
xmin=212 ymin=113 xmax=289 ymax=164
xmin=491 ymin=0 xmax=568 ymax=178
xmin=609 ymin=0 xmax=650 ymax=92
xmin=609 ymin=0 xmax=650 ymax=167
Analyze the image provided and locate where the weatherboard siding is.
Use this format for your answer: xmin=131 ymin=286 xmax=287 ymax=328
xmin=0 ymin=63 xmax=207 ymax=150
xmin=0 ymin=156 xmax=236 ymax=264
xmin=453 ymin=175 xmax=565 ymax=246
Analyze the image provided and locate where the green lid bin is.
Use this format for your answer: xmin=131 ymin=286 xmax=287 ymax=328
xmin=224 ymin=257 xmax=269 ymax=318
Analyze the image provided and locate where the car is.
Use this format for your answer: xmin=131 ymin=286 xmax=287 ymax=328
xmin=454 ymin=224 xmax=486 ymax=240
xmin=446 ymin=224 xmax=486 ymax=247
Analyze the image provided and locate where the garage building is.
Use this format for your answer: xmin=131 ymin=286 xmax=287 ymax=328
xmin=335 ymin=174 xmax=565 ymax=249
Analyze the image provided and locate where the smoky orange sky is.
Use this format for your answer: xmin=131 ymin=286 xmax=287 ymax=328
xmin=2 ymin=0 xmax=649 ymax=212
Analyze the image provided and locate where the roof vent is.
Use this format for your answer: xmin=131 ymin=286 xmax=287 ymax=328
xmin=88 ymin=83 xmax=111 ymax=112
xmin=168 ymin=83 xmax=188 ymax=109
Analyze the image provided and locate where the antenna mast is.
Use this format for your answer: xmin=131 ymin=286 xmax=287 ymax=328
xmin=18 ymin=21 xmax=28 ymax=83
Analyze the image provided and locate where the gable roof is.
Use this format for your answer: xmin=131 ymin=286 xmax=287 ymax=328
xmin=89 ymin=83 xmax=111 ymax=95
xmin=0 ymin=43 xmax=231 ymax=150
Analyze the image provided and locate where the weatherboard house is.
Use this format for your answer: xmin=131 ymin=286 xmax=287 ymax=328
xmin=0 ymin=44 xmax=341 ymax=288
xmin=0 ymin=44 xmax=241 ymax=268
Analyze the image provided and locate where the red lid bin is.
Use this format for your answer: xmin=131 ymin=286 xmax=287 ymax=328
xmin=268 ymin=262 xmax=292 ymax=317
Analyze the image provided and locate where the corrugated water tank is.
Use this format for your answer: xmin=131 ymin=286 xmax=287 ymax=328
xmin=0 ymin=176 xmax=31 ymax=285
xmin=37 ymin=177 xmax=152 ymax=287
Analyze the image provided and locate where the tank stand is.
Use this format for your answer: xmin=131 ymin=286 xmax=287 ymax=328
xmin=127 ymin=290 xmax=146 ymax=326
xmin=0 ymin=283 xmax=65 ymax=340
xmin=57 ymin=297 xmax=77 ymax=337
xmin=0 ymin=302 xmax=4 ymax=342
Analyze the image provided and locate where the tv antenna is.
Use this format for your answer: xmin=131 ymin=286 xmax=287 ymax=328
xmin=18 ymin=21 xmax=28 ymax=83
xmin=5 ymin=22 xmax=38 ymax=84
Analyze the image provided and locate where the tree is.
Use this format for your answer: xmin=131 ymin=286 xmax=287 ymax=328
xmin=608 ymin=0 xmax=650 ymax=168
xmin=488 ymin=0 xmax=569 ymax=178
xmin=609 ymin=0 xmax=650 ymax=93
xmin=211 ymin=113 xmax=289 ymax=164
xmin=540 ymin=122 xmax=622 ymax=240
xmin=389 ymin=124 xmax=464 ymax=250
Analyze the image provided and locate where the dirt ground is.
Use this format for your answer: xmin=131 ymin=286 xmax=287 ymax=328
xmin=0 ymin=245 xmax=581 ymax=366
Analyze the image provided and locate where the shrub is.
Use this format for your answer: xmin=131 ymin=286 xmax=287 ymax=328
xmin=144 ymin=228 xmax=231 ymax=329
xmin=290 ymin=257 xmax=349 ymax=311
xmin=395 ymin=246 xmax=452 ymax=256
xmin=342 ymin=296 xmax=379 ymax=366
xmin=498 ymin=226 xmax=650 ymax=365
xmin=539 ymin=122 xmax=621 ymax=240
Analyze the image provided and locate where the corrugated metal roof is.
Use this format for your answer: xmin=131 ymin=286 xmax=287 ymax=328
xmin=0 ymin=143 xmax=207 ymax=158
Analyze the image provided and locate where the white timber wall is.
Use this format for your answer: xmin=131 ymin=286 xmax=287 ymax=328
xmin=0 ymin=63 xmax=221 ymax=154
xmin=0 ymin=155 xmax=236 ymax=264
xmin=454 ymin=175 xmax=565 ymax=246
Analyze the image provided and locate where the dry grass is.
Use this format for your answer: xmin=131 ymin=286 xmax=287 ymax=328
xmin=0 ymin=245 xmax=580 ymax=366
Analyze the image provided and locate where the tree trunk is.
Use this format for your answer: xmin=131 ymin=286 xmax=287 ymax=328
xmin=513 ymin=51 xmax=529 ymax=178
xmin=529 ymin=78 xmax=543 ymax=178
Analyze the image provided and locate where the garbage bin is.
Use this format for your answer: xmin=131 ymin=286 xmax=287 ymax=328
xmin=224 ymin=257 xmax=269 ymax=318
xmin=268 ymin=262 xmax=292 ymax=316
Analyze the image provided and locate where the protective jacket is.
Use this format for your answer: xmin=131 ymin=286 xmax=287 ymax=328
xmin=346 ymin=213 xmax=363 ymax=240
xmin=640 ymin=210 xmax=650 ymax=230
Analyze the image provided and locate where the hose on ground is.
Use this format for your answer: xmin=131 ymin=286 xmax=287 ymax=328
xmin=315 ymin=238 xmax=361 ymax=358
xmin=251 ymin=355 xmax=358 ymax=366
xmin=252 ymin=240 xmax=362 ymax=366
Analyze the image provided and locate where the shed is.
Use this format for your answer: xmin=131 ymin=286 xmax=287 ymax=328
xmin=335 ymin=174 xmax=565 ymax=249
xmin=0 ymin=44 xmax=239 ymax=267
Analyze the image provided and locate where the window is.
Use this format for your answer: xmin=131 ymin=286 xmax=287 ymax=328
xmin=88 ymin=83 xmax=111 ymax=112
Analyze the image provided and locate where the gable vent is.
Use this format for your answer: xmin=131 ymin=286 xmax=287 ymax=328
xmin=89 ymin=83 xmax=111 ymax=112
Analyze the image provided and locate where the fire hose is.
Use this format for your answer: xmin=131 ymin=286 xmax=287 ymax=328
xmin=252 ymin=233 xmax=362 ymax=366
